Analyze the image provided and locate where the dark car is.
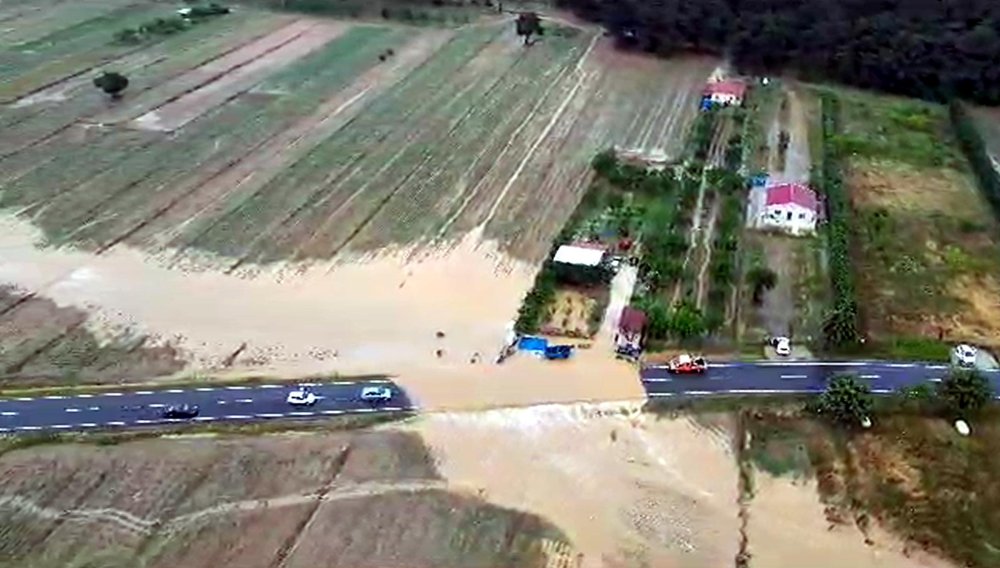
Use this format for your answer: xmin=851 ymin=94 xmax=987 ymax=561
xmin=161 ymin=404 xmax=199 ymax=419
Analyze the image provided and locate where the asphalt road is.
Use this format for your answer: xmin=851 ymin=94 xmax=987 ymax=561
xmin=642 ymin=360 xmax=1000 ymax=398
xmin=0 ymin=379 xmax=413 ymax=434
xmin=2 ymin=361 xmax=997 ymax=434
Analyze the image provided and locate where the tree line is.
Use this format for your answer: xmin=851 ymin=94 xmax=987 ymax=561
xmin=555 ymin=0 xmax=1000 ymax=104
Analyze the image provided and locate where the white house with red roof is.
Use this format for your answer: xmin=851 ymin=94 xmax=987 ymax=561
xmin=757 ymin=182 xmax=820 ymax=235
xmin=703 ymin=79 xmax=747 ymax=106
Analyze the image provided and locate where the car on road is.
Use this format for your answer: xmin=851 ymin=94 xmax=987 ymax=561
xmin=954 ymin=344 xmax=978 ymax=368
xmin=359 ymin=386 xmax=393 ymax=403
xmin=667 ymin=353 xmax=707 ymax=374
xmin=286 ymin=389 xmax=318 ymax=406
xmin=161 ymin=404 xmax=199 ymax=419
xmin=770 ymin=336 xmax=791 ymax=357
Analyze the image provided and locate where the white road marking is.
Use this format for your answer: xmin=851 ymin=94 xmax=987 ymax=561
xmin=65 ymin=408 xmax=81 ymax=413
xmin=708 ymin=376 xmax=728 ymax=381
xmin=216 ymin=400 xmax=227 ymax=405
xmin=926 ymin=365 xmax=948 ymax=370
xmin=929 ymin=378 xmax=943 ymax=383
xmin=196 ymin=387 xmax=214 ymax=392
xmin=780 ymin=374 xmax=808 ymax=379
xmin=43 ymin=395 xmax=66 ymax=400
xmin=166 ymin=389 xmax=183 ymax=394
xmin=50 ymin=424 xmax=70 ymax=429
xmin=859 ymin=374 xmax=880 ymax=379
xmin=234 ymin=398 xmax=253 ymax=404
xmin=225 ymin=386 xmax=248 ymax=390
xmin=194 ymin=417 xmax=216 ymax=422
xmin=104 ymin=392 xmax=122 ymax=397
xmin=147 ymin=403 xmax=165 ymax=408
xmin=136 ymin=391 xmax=153 ymax=395
xmin=0 ymin=411 xmax=18 ymax=416
xmin=80 ymin=423 xmax=97 ymax=428
xmin=224 ymin=415 xmax=251 ymax=420
xmin=685 ymin=391 xmax=712 ymax=395
xmin=353 ymin=407 xmax=376 ymax=413
xmin=135 ymin=419 xmax=155 ymax=425
xmin=260 ymin=385 xmax=280 ymax=389
xmin=15 ymin=397 xmax=33 ymax=401
xmin=289 ymin=411 xmax=314 ymax=417
xmin=872 ymin=389 xmax=892 ymax=394
xmin=256 ymin=413 xmax=284 ymax=418
xmin=648 ymin=393 xmax=675 ymax=398
xmin=320 ymin=409 xmax=344 ymax=415
xmin=886 ymin=363 xmax=916 ymax=368
xmin=643 ymin=378 xmax=672 ymax=382
xmin=16 ymin=426 xmax=41 ymax=431
xmin=723 ymin=389 xmax=814 ymax=395
xmin=88 ymin=406 xmax=100 ymax=411
xmin=105 ymin=421 xmax=125 ymax=426
xmin=77 ymin=394 xmax=93 ymax=398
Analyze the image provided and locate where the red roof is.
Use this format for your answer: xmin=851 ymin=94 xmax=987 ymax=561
xmin=765 ymin=183 xmax=818 ymax=210
xmin=704 ymin=79 xmax=747 ymax=98
xmin=619 ymin=307 xmax=647 ymax=333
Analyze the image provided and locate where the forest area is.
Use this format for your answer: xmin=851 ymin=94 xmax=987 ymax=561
xmin=554 ymin=0 xmax=1000 ymax=105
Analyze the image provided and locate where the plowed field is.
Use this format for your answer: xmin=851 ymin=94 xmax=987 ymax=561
xmin=0 ymin=0 xmax=715 ymax=380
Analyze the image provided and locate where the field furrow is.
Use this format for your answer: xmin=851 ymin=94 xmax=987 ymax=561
xmin=175 ymin=24 xmax=505 ymax=262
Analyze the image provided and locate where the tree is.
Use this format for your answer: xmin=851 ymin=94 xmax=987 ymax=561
xmin=93 ymin=71 xmax=129 ymax=99
xmin=515 ymin=12 xmax=544 ymax=46
xmin=746 ymin=265 xmax=777 ymax=304
xmin=665 ymin=301 xmax=705 ymax=340
xmin=937 ymin=369 xmax=993 ymax=418
xmin=812 ymin=373 xmax=873 ymax=427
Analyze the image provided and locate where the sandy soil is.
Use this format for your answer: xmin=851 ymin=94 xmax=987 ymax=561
xmin=407 ymin=405 xmax=741 ymax=568
xmin=133 ymin=21 xmax=348 ymax=132
xmin=748 ymin=474 xmax=952 ymax=568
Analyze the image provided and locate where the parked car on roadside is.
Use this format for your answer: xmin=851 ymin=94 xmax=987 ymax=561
xmin=769 ymin=336 xmax=791 ymax=357
xmin=954 ymin=344 xmax=978 ymax=368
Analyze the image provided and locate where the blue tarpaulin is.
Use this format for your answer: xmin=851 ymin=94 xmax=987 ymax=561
xmin=518 ymin=336 xmax=548 ymax=353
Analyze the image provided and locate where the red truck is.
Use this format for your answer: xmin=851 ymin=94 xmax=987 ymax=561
xmin=667 ymin=353 xmax=708 ymax=375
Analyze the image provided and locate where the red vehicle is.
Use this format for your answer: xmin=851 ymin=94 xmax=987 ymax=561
xmin=667 ymin=353 xmax=708 ymax=374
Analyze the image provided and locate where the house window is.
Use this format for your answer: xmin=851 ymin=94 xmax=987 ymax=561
xmin=799 ymin=212 xmax=806 ymax=219
xmin=786 ymin=211 xmax=792 ymax=221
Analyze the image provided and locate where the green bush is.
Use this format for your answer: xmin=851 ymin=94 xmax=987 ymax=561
xmin=819 ymin=93 xmax=861 ymax=349
xmin=514 ymin=262 xmax=557 ymax=334
xmin=950 ymin=101 xmax=1000 ymax=224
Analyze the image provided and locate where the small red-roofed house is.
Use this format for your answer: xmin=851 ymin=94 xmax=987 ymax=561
xmin=703 ymin=79 xmax=747 ymax=106
xmin=758 ymin=182 xmax=820 ymax=235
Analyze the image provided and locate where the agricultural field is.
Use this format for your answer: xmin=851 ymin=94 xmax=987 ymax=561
xmin=0 ymin=0 xmax=716 ymax=383
xmin=0 ymin=428 xmax=570 ymax=568
xmin=831 ymin=88 xmax=1000 ymax=357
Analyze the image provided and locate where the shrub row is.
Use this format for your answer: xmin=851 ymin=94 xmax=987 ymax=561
xmin=818 ymin=93 xmax=861 ymax=348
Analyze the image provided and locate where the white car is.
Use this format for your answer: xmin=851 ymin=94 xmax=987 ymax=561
xmin=286 ymin=390 xmax=318 ymax=406
xmin=954 ymin=344 xmax=978 ymax=368
xmin=770 ymin=336 xmax=791 ymax=357
xmin=359 ymin=386 xmax=393 ymax=403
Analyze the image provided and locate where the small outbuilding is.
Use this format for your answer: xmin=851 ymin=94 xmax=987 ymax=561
xmin=615 ymin=306 xmax=647 ymax=353
xmin=703 ymin=79 xmax=747 ymax=107
xmin=552 ymin=243 xmax=611 ymax=286
xmin=757 ymin=182 xmax=820 ymax=235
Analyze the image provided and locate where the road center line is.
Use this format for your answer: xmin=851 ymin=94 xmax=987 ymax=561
xmin=780 ymin=374 xmax=808 ymax=379
xmin=859 ymin=374 xmax=880 ymax=379
xmin=234 ymin=399 xmax=253 ymax=404
xmin=0 ymin=411 xmax=18 ymax=416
